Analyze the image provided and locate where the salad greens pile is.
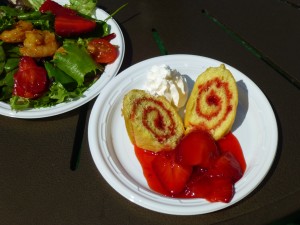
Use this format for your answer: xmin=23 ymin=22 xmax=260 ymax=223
xmin=69 ymin=0 xmax=96 ymax=16
xmin=6 ymin=0 xmax=97 ymax=16
xmin=0 ymin=0 xmax=112 ymax=110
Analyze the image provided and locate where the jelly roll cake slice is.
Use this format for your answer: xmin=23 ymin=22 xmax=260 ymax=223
xmin=122 ymin=89 xmax=185 ymax=152
xmin=184 ymin=64 xmax=238 ymax=140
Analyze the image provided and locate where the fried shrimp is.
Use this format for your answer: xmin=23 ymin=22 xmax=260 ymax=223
xmin=0 ymin=20 xmax=33 ymax=43
xmin=20 ymin=30 xmax=60 ymax=58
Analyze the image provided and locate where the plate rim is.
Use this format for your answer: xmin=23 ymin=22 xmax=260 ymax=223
xmin=88 ymin=54 xmax=278 ymax=215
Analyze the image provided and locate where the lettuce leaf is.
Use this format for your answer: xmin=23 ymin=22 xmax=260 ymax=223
xmin=0 ymin=44 xmax=5 ymax=74
xmin=44 ymin=61 xmax=76 ymax=90
xmin=10 ymin=96 xmax=31 ymax=110
xmin=27 ymin=0 xmax=45 ymax=10
xmin=69 ymin=0 xmax=96 ymax=16
xmin=0 ymin=6 xmax=19 ymax=32
xmin=5 ymin=40 xmax=103 ymax=110
xmin=53 ymin=41 xmax=103 ymax=86
xmin=9 ymin=81 xmax=90 ymax=110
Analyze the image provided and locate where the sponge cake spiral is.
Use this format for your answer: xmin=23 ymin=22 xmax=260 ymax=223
xmin=184 ymin=64 xmax=238 ymax=140
xmin=122 ymin=89 xmax=185 ymax=152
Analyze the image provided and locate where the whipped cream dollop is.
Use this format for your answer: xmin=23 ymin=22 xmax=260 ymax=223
xmin=144 ymin=64 xmax=188 ymax=110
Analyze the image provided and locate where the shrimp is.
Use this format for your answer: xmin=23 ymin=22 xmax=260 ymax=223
xmin=20 ymin=30 xmax=60 ymax=58
xmin=0 ymin=20 xmax=33 ymax=43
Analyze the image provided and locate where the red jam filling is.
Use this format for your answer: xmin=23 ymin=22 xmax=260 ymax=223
xmin=195 ymin=77 xmax=233 ymax=127
xmin=131 ymin=97 xmax=176 ymax=142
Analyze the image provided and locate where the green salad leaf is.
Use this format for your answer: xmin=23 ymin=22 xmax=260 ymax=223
xmin=4 ymin=58 xmax=19 ymax=73
xmin=0 ymin=6 xmax=21 ymax=17
xmin=53 ymin=41 xmax=103 ymax=86
xmin=10 ymin=96 xmax=31 ymax=110
xmin=0 ymin=44 xmax=5 ymax=74
xmin=0 ymin=43 xmax=15 ymax=101
xmin=0 ymin=5 xmax=54 ymax=31
xmin=44 ymin=61 xmax=76 ymax=87
xmin=27 ymin=0 xmax=45 ymax=10
xmin=46 ymin=81 xmax=88 ymax=104
xmin=0 ymin=6 xmax=19 ymax=32
xmin=69 ymin=0 xmax=96 ymax=16
xmin=9 ymin=80 xmax=91 ymax=110
xmin=18 ymin=11 xmax=54 ymax=30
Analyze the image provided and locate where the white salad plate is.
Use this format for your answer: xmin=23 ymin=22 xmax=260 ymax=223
xmin=88 ymin=55 xmax=278 ymax=215
xmin=0 ymin=1 xmax=125 ymax=119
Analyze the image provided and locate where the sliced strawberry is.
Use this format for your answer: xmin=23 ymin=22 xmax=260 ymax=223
xmin=18 ymin=56 xmax=37 ymax=71
xmin=185 ymin=176 xmax=234 ymax=203
xmin=183 ymin=175 xmax=210 ymax=199
xmin=13 ymin=57 xmax=48 ymax=99
xmin=39 ymin=0 xmax=77 ymax=16
xmin=208 ymin=152 xmax=243 ymax=182
xmin=206 ymin=178 xmax=234 ymax=203
xmin=55 ymin=15 xmax=96 ymax=37
xmin=176 ymin=130 xmax=220 ymax=167
xmin=152 ymin=151 xmax=192 ymax=195
xmin=102 ymin=33 xmax=117 ymax=41
xmin=217 ymin=132 xmax=247 ymax=172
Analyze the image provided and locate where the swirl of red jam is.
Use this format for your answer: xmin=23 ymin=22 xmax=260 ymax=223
xmin=195 ymin=77 xmax=233 ymax=129
xmin=131 ymin=97 xmax=176 ymax=143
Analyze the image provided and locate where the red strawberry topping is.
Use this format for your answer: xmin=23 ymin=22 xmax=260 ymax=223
xmin=134 ymin=132 xmax=246 ymax=203
xmin=152 ymin=151 xmax=192 ymax=195
xmin=176 ymin=130 xmax=220 ymax=167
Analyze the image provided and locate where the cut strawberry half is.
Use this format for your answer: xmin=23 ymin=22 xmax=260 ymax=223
xmin=18 ymin=56 xmax=37 ymax=71
xmin=54 ymin=15 xmax=96 ymax=37
xmin=152 ymin=151 xmax=192 ymax=195
xmin=208 ymin=152 xmax=243 ymax=182
xmin=39 ymin=0 xmax=77 ymax=16
xmin=13 ymin=57 xmax=48 ymax=99
xmin=185 ymin=176 xmax=234 ymax=203
xmin=206 ymin=177 xmax=234 ymax=203
xmin=176 ymin=130 xmax=220 ymax=167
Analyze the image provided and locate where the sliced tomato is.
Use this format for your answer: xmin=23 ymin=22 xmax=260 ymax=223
xmin=13 ymin=57 xmax=48 ymax=99
xmin=87 ymin=38 xmax=118 ymax=64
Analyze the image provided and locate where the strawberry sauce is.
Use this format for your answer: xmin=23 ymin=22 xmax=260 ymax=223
xmin=217 ymin=132 xmax=246 ymax=172
xmin=134 ymin=132 xmax=246 ymax=203
xmin=134 ymin=146 xmax=170 ymax=196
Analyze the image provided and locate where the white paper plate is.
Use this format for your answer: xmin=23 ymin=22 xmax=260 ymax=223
xmin=0 ymin=1 xmax=125 ymax=118
xmin=88 ymin=55 xmax=278 ymax=215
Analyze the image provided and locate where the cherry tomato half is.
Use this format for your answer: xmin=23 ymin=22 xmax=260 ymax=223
xmin=87 ymin=38 xmax=118 ymax=64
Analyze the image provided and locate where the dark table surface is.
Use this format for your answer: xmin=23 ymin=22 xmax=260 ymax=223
xmin=1 ymin=0 xmax=300 ymax=224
